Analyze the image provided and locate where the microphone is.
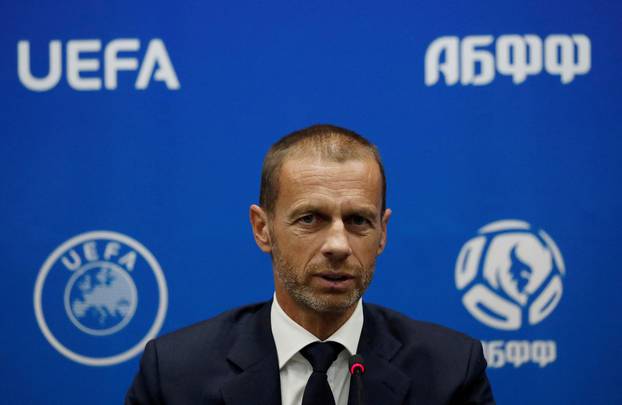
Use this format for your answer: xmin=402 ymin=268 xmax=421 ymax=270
xmin=349 ymin=354 xmax=365 ymax=375
xmin=349 ymin=355 xmax=365 ymax=405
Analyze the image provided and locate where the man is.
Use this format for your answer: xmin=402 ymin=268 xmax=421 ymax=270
xmin=126 ymin=124 xmax=495 ymax=405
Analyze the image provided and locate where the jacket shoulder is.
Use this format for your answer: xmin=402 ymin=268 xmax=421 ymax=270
xmin=153 ymin=301 xmax=270 ymax=361
xmin=364 ymin=302 xmax=478 ymax=346
xmin=363 ymin=302 xmax=481 ymax=368
xmin=126 ymin=302 xmax=273 ymax=404
xmin=363 ymin=303 xmax=493 ymax=403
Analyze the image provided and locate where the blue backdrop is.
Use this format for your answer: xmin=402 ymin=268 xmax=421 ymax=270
xmin=1 ymin=0 xmax=621 ymax=403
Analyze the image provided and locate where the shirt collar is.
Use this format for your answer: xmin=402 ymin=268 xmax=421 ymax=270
xmin=270 ymin=293 xmax=364 ymax=369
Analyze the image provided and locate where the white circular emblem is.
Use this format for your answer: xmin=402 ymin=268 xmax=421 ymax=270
xmin=455 ymin=220 xmax=565 ymax=330
xmin=34 ymin=231 xmax=168 ymax=366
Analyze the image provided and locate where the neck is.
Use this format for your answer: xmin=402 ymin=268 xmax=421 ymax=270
xmin=275 ymin=289 xmax=357 ymax=340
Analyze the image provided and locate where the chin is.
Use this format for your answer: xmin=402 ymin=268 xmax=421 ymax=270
xmin=294 ymin=288 xmax=361 ymax=314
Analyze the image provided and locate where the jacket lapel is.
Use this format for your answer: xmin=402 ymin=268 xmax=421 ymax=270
xmin=219 ymin=301 xmax=412 ymax=405
xmin=348 ymin=304 xmax=412 ymax=405
xmin=221 ymin=302 xmax=281 ymax=405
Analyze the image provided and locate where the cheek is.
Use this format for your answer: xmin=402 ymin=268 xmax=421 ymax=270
xmin=283 ymin=227 xmax=323 ymax=248
xmin=350 ymin=236 xmax=381 ymax=262
xmin=278 ymin=234 xmax=320 ymax=263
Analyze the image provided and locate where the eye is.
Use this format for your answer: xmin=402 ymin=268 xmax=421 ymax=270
xmin=298 ymin=214 xmax=317 ymax=225
xmin=347 ymin=215 xmax=371 ymax=227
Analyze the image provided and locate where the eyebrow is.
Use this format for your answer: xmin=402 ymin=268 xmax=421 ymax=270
xmin=287 ymin=203 xmax=328 ymax=219
xmin=346 ymin=207 xmax=379 ymax=220
xmin=287 ymin=203 xmax=379 ymax=220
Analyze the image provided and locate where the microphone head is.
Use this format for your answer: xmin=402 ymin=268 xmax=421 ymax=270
xmin=349 ymin=354 xmax=365 ymax=375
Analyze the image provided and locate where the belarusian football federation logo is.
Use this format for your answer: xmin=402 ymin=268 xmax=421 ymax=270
xmin=455 ymin=220 xmax=565 ymax=330
xmin=34 ymin=231 xmax=168 ymax=366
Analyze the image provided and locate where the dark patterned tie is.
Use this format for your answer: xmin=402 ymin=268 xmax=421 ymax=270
xmin=300 ymin=341 xmax=343 ymax=405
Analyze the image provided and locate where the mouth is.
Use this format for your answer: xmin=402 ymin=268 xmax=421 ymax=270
xmin=314 ymin=272 xmax=355 ymax=290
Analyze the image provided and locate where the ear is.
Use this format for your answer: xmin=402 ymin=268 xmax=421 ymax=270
xmin=377 ymin=208 xmax=391 ymax=255
xmin=250 ymin=204 xmax=272 ymax=253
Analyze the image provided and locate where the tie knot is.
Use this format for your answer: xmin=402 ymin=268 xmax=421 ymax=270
xmin=300 ymin=342 xmax=343 ymax=373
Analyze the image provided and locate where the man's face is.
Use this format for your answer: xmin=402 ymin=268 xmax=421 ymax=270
xmin=267 ymin=155 xmax=390 ymax=314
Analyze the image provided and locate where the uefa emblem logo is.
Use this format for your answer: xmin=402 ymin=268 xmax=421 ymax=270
xmin=34 ymin=231 xmax=168 ymax=366
xmin=455 ymin=220 xmax=565 ymax=330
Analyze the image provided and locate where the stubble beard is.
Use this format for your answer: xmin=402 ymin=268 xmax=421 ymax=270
xmin=271 ymin=241 xmax=375 ymax=314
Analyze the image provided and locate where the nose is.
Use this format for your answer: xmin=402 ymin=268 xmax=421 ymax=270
xmin=320 ymin=220 xmax=352 ymax=262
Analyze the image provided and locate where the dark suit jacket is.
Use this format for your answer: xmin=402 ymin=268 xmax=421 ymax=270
xmin=126 ymin=301 xmax=494 ymax=404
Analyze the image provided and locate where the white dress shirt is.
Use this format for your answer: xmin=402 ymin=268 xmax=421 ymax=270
xmin=270 ymin=294 xmax=364 ymax=405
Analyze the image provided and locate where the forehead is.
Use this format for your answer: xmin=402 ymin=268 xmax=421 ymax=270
xmin=276 ymin=156 xmax=383 ymax=212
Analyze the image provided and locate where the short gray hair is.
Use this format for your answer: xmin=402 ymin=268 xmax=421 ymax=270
xmin=259 ymin=124 xmax=386 ymax=215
